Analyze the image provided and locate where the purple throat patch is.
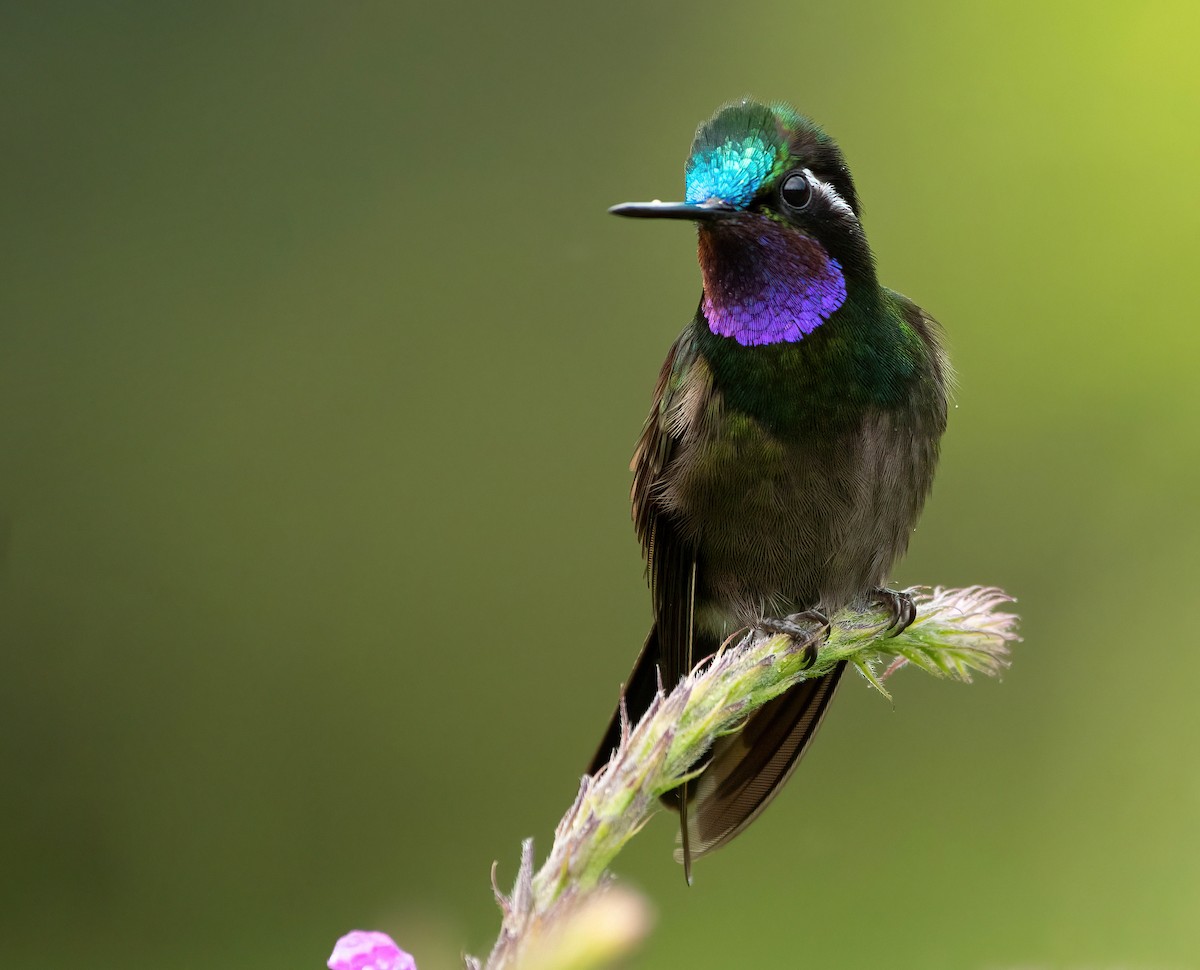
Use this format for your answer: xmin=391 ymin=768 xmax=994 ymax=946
xmin=699 ymin=224 xmax=847 ymax=346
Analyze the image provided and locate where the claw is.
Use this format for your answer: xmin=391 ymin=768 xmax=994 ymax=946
xmin=756 ymin=609 xmax=830 ymax=667
xmin=871 ymin=588 xmax=916 ymax=637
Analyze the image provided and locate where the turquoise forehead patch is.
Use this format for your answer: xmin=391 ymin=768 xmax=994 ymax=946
xmin=685 ymin=135 xmax=777 ymax=208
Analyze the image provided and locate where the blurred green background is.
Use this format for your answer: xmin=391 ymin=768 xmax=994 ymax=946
xmin=3 ymin=1 xmax=1199 ymax=967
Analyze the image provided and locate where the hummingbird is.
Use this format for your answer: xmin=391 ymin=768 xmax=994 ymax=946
xmin=589 ymin=99 xmax=950 ymax=880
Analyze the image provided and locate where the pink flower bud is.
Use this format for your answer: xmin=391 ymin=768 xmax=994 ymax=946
xmin=328 ymin=930 xmax=416 ymax=970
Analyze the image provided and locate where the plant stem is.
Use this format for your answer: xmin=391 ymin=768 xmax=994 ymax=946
xmin=473 ymin=586 xmax=1019 ymax=970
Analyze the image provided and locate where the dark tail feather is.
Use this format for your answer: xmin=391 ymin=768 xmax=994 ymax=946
xmin=588 ymin=621 xmax=707 ymax=882
xmin=677 ymin=660 xmax=847 ymax=863
xmin=588 ymin=625 xmax=663 ymax=777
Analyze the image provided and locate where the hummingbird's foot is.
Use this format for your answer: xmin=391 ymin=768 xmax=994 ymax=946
xmin=870 ymin=588 xmax=917 ymax=637
xmin=755 ymin=610 xmax=830 ymax=668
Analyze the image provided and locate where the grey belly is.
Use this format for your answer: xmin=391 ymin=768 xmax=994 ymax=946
xmin=661 ymin=409 xmax=934 ymax=633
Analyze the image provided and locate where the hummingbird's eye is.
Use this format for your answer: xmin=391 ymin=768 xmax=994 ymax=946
xmin=780 ymin=172 xmax=812 ymax=210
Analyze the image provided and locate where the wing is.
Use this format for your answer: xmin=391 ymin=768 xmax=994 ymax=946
xmin=631 ymin=324 xmax=712 ymax=699
xmin=589 ymin=323 xmax=713 ymax=780
xmin=586 ymin=322 xmax=713 ymax=881
xmin=633 ymin=325 xmax=716 ymax=882
xmin=888 ymin=288 xmax=953 ymax=414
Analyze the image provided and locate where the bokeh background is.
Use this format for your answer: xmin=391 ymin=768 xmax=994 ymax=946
xmin=3 ymin=2 xmax=1199 ymax=968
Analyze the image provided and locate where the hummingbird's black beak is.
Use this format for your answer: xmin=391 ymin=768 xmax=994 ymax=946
xmin=609 ymin=201 xmax=740 ymax=221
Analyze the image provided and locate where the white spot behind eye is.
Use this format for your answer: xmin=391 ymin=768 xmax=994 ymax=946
xmin=803 ymin=168 xmax=857 ymax=222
